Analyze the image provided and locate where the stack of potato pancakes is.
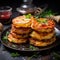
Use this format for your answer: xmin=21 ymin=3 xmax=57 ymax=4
xmin=8 ymin=15 xmax=32 ymax=44
xmin=8 ymin=14 xmax=56 ymax=47
xmin=30 ymin=17 xmax=56 ymax=46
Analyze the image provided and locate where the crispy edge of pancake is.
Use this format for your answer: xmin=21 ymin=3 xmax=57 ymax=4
xmin=31 ymin=17 xmax=55 ymax=33
xmin=33 ymin=28 xmax=54 ymax=33
xmin=30 ymin=30 xmax=55 ymax=40
xmin=12 ymin=16 xmax=31 ymax=28
xmin=10 ymin=31 xmax=28 ymax=39
xmin=30 ymin=37 xmax=56 ymax=47
xmin=11 ymin=25 xmax=32 ymax=34
xmin=8 ymin=34 xmax=27 ymax=44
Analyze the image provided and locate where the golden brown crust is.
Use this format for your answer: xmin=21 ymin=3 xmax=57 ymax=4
xmin=10 ymin=31 xmax=28 ymax=39
xmin=12 ymin=16 xmax=31 ymax=28
xmin=8 ymin=16 xmax=56 ymax=46
xmin=8 ymin=34 xmax=27 ymax=44
xmin=30 ymin=31 xmax=55 ymax=40
xmin=31 ymin=17 xmax=55 ymax=32
xmin=30 ymin=37 xmax=56 ymax=47
xmin=11 ymin=25 xmax=31 ymax=34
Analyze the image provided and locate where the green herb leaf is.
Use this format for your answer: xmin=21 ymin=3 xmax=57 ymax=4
xmin=28 ymin=52 xmax=40 ymax=60
xmin=11 ymin=52 xmax=20 ymax=57
xmin=41 ymin=19 xmax=47 ymax=23
xmin=6 ymin=31 xmax=9 ymax=36
xmin=37 ymin=19 xmax=41 ymax=23
xmin=35 ymin=9 xmax=57 ymax=18
xmin=37 ymin=19 xmax=47 ymax=24
xmin=3 ymin=31 xmax=9 ymax=41
xmin=3 ymin=36 xmax=8 ymax=40
xmin=25 ymin=14 xmax=32 ymax=19
xmin=29 ymin=45 xmax=37 ymax=50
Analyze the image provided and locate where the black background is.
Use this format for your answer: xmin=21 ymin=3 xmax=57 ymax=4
xmin=0 ymin=0 xmax=60 ymax=13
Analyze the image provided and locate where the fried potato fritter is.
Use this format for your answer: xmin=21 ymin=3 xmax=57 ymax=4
xmin=10 ymin=31 xmax=28 ymax=39
xmin=30 ymin=31 xmax=55 ymax=40
xmin=8 ymin=34 xmax=27 ymax=44
xmin=12 ymin=16 xmax=31 ymax=28
xmin=11 ymin=25 xmax=31 ymax=34
xmin=31 ymin=17 xmax=55 ymax=32
xmin=30 ymin=37 xmax=56 ymax=47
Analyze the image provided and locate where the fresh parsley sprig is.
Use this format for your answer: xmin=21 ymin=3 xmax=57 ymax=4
xmin=29 ymin=45 xmax=37 ymax=50
xmin=11 ymin=52 xmax=20 ymax=57
xmin=28 ymin=52 xmax=40 ymax=60
xmin=3 ymin=31 xmax=9 ymax=41
xmin=25 ymin=14 xmax=32 ymax=19
xmin=35 ymin=10 xmax=57 ymax=18
xmin=37 ymin=19 xmax=47 ymax=23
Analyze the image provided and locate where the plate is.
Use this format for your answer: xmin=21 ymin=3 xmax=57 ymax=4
xmin=1 ymin=25 xmax=60 ymax=51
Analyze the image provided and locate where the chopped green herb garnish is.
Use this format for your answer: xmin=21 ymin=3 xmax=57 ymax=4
xmin=25 ymin=14 xmax=32 ymax=19
xmin=28 ymin=52 xmax=40 ymax=60
xmin=3 ymin=31 xmax=9 ymax=41
xmin=35 ymin=9 xmax=57 ymax=18
xmin=40 ymin=10 xmax=57 ymax=18
xmin=11 ymin=52 xmax=20 ymax=57
xmin=3 ymin=36 xmax=8 ymax=40
xmin=29 ymin=45 xmax=37 ymax=50
xmin=37 ymin=19 xmax=47 ymax=24
xmin=6 ymin=31 xmax=9 ymax=36
xmin=37 ymin=19 xmax=41 ymax=23
xmin=41 ymin=19 xmax=47 ymax=23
